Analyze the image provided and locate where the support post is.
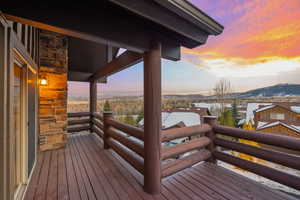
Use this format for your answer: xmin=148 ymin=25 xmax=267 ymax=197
xmin=103 ymin=112 xmax=113 ymax=149
xmin=203 ymin=116 xmax=217 ymax=163
xmin=143 ymin=41 xmax=162 ymax=194
xmin=90 ymin=80 xmax=97 ymax=131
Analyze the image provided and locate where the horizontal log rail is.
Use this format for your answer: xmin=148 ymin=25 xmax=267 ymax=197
xmin=213 ymin=125 xmax=300 ymax=151
xmin=107 ymin=118 xmax=144 ymax=141
xmin=92 ymin=118 xmax=104 ymax=130
xmin=107 ymin=138 xmax=144 ymax=174
xmin=161 ymin=124 xmax=212 ymax=142
xmin=92 ymin=125 xmax=104 ymax=138
xmin=92 ymin=112 xmax=103 ymax=121
xmin=162 ymin=150 xmax=211 ymax=178
xmin=67 ymin=112 xmax=92 ymax=134
xmin=161 ymin=137 xmax=211 ymax=160
xmin=68 ymin=118 xmax=90 ymax=126
xmin=214 ymin=138 xmax=300 ymax=170
xmin=68 ymin=112 xmax=91 ymax=118
xmin=108 ymin=127 xmax=144 ymax=157
xmin=67 ymin=125 xmax=90 ymax=133
xmin=213 ymin=151 xmax=300 ymax=191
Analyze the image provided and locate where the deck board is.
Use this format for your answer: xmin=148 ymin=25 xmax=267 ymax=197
xmin=24 ymin=133 xmax=297 ymax=200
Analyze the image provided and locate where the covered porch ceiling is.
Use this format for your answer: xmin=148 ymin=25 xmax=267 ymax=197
xmin=2 ymin=0 xmax=224 ymax=82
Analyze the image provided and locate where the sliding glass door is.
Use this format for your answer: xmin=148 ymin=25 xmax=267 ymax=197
xmin=13 ymin=63 xmax=24 ymax=196
xmin=27 ymin=68 xmax=36 ymax=177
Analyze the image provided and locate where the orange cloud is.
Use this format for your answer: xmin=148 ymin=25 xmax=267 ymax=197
xmin=188 ymin=0 xmax=300 ymax=60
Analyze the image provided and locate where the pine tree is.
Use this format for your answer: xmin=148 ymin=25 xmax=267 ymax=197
xmin=224 ymin=110 xmax=235 ymax=127
xmin=124 ymin=114 xmax=135 ymax=125
xmin=218 ymin=109 xmax=236 ymax=141
xmin=232 ymin=99 xmax=239 ymax=127
xmin=103 ymin=100 xmax=112 ymax=112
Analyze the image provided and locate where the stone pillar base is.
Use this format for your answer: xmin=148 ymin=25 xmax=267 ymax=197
xmin=38 ymin=30 xmax=68 ymax=151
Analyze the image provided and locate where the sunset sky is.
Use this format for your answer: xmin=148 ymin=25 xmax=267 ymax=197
xmin=69 ymin=0 xmax=300 ymax=97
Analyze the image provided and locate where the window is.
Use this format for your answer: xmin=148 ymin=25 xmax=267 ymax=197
xmin=270 ymin=113 xmax=285 ymax=120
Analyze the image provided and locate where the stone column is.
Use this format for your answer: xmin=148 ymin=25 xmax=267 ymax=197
xmin=38 ymin=30 xmax=68 ymax=151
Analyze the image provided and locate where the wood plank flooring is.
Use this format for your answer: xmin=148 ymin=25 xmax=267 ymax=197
xmin=24 ymin=133 xmax=297 ymax=200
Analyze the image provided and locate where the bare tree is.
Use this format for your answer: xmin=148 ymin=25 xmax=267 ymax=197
xmin=213 ymin=79 xmax=232 ymax=114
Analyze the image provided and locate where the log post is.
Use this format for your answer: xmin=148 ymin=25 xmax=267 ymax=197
xmin=103 ymin=112 xmax=113 ymax=149
xmin=143 ymin=41 xmax=162 ymax=194
xmin=203 ymin=116 xmax=217 ymax=163
xmin=89 ymin=80 xmax=97 ymax=131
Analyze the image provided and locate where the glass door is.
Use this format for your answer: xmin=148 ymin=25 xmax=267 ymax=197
xmin=13 ymin=62 xmax=25 ymax=198
xmin=27 ymin=68 xmax=36 ymax=177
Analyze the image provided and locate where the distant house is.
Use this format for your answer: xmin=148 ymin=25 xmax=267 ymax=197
xmin=193 ymin=102 xmax=231 ymax=115
xmin=244 ymin=103 xmax=273 ymax=125
xmin=254 ymin=103 xmax=300 ymax=134
xmin=138 ymin=107 xmax=210 ymax=146
xmin=253 ymin=103 xmax=300 ymax=154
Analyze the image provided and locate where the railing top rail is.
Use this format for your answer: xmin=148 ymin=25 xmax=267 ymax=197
xmin=213 ymin=125 xmax=300 ymax=151
xmin=161 ymin=124 xmax=212 ymax=142
xmin=68 ymin=112 xmax=91 ymax=118
xmin=106 ymin=118 xmax=144 ymax=141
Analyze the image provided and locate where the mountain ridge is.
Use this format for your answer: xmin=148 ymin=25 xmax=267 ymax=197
xmin=233 ymin=83 xmax=300 ymax=98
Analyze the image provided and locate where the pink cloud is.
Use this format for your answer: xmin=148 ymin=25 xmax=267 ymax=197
xmin=188 ymin=0 xmax=300 ymax=59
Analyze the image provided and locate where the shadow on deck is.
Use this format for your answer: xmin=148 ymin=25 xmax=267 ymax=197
xmin=24 ymin=133 xmax=297 ymax=200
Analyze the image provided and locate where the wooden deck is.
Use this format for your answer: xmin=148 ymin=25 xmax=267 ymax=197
xmin=24 ymin=133 xmax=297 ymax=200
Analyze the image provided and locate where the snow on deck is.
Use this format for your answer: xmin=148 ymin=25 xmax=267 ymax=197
xmin=218 ymin=151 xmax=300 ymax=196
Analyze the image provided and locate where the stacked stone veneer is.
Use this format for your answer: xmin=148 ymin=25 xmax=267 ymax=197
xmin=38 ymin=30 xmax=68 ymax=151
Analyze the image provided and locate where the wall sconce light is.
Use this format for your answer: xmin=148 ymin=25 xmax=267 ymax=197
xmin=39 ymin=76 xmax=48 ymax=86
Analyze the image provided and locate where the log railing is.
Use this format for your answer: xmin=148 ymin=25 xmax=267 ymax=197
xmin=67 ymin=112 xmax=91 ymax=133
xmin=91 ymin=112 xmax=145 ymax=176
xmin=213 ymin=124 xmax=300 ymax=191
xmin=69 ymin=111 xmax=300 ymax=192
xmin=91 ymin=112 xmax=104 ymax=138
xmin=160 ymin=118 xmax=214 ymax=178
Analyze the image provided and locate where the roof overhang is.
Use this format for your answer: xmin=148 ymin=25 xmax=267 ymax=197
xmin=1 ymin=0 xmax=223 ymax=81
xmin=154 ymin=0 xmax=223 ymax=35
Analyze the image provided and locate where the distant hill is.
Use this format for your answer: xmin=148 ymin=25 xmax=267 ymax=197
xmin=234 ymin=84 xmax=300 ymax=98
xmin=164 ymin=84 xmax=300 ymax=99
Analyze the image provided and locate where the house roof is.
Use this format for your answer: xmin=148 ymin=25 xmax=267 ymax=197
xmin=291 ymin=106 xmax=300 ymax=114
xmin=257 ymin=121 xmax=300 ymax=134
xmin=257 ymin=121 xmax=268 ymax=129
xmin=254 ymin=104 xmax=300 ymax=115
xmin=138 ymin=111 xmax=201 ymax=129
xmin=255 ymin=105 xmax=275 ymax=113
xmin=245 ymin=103 xmax=273 ymax=123
xmin=163 ymin=112 xmax=201 ymax=128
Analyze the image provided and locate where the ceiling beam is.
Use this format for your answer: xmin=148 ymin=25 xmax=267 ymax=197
xmin=90 ymin=50 xmax=143 ymax=81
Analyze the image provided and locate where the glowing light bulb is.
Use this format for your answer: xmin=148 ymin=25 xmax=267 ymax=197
xmin=40 ymin=78 xmax=48 ymax=86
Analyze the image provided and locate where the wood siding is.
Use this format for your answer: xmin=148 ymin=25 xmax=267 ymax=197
xmin=255 ymin=106 xmax=300 ymax=127
xmin=258 ymin=124 xmax=300 ymax=155
xmin=0 ymin=16 xmax=39 ymax=200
